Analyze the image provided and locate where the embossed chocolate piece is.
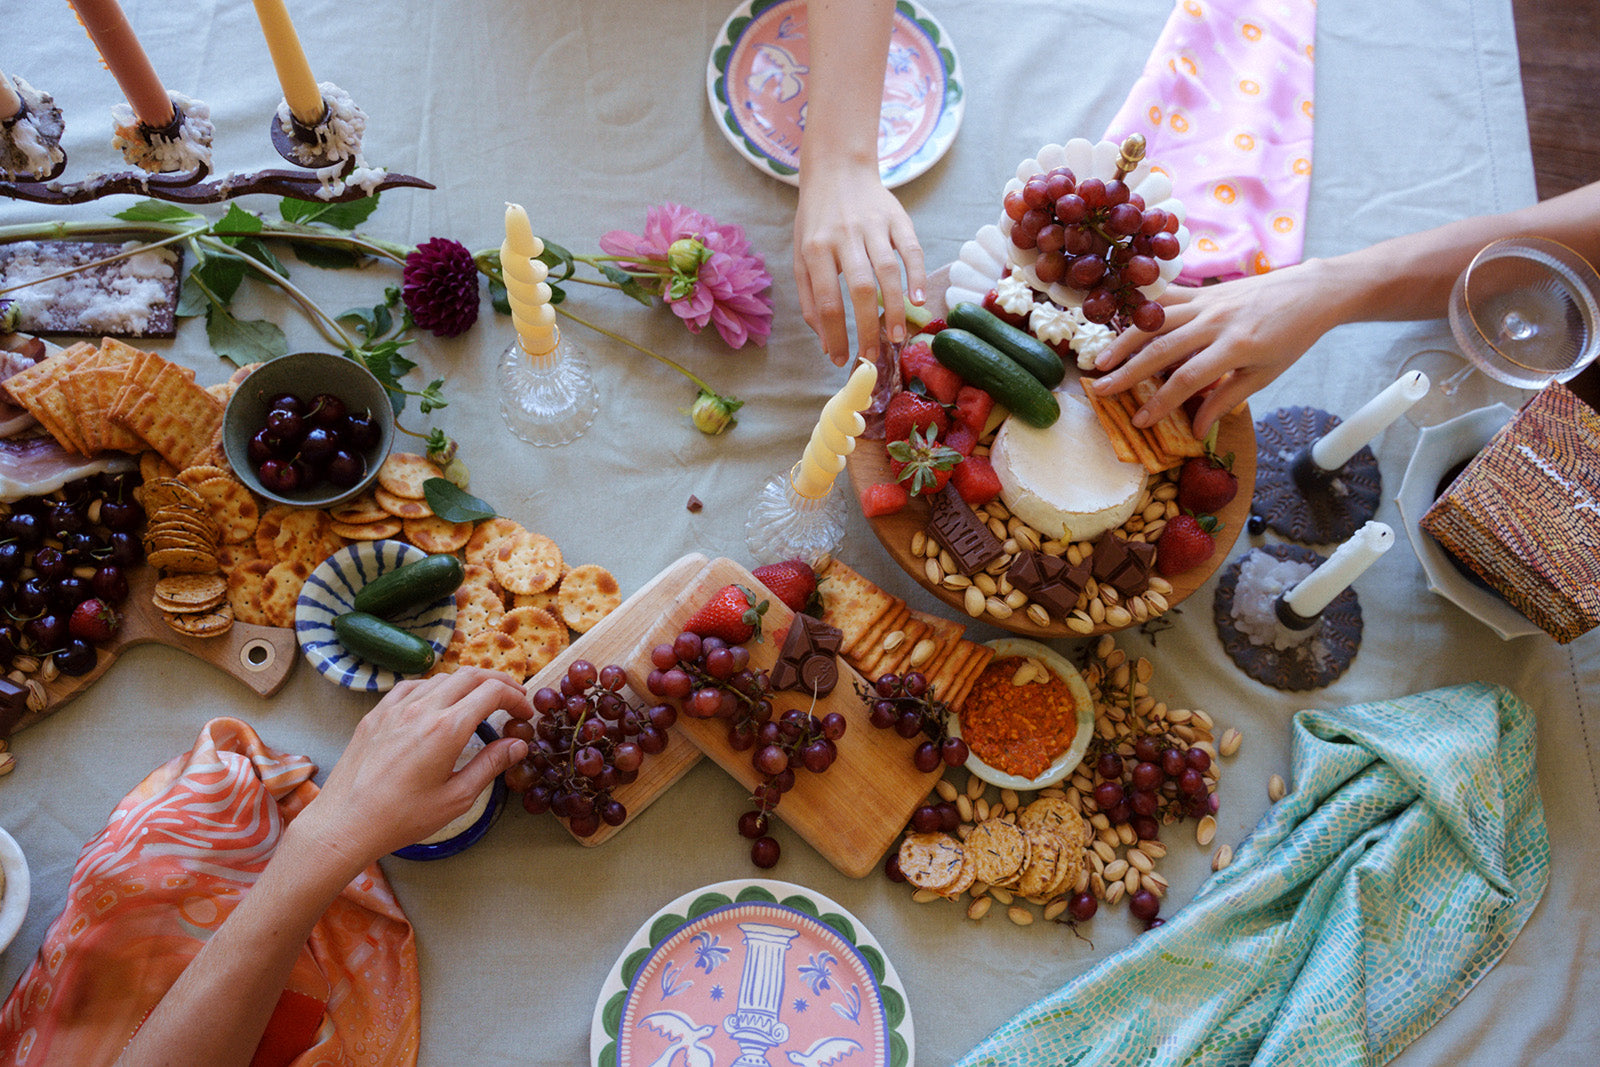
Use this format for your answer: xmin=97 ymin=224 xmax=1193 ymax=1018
xmin=771 ymin=613 xmax=844 ymax=696
xmin=927 ymin=484 xmax=1004 ymax=575
xmin=0 ymin=676 xmax=29 ymax=737
xmin=1090 ymin=532 xmax=1155 ymax=596
xmin=1007 ymin=550 xmax=1090 ymax=617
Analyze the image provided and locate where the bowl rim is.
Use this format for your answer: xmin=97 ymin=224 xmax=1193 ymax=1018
xmin=392 ymin=724 xmax=507 ymax=860
xmin=0 ymin=825 xmax=30 ymax=954
xmin=948 ymin=637 xmax=1097 ymax=790
xmin=222 ymin=350 xmax=395 ymax=509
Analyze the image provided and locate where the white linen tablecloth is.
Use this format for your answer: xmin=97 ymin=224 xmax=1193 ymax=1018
xmin=2 ymin=1 xmax=1594 ymax=1064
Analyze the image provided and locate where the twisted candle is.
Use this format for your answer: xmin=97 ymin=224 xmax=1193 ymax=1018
xmin=792 ymin=360 xmax=877 ymax=499
xmin=502 ymin=202 xmax=558 ymax=357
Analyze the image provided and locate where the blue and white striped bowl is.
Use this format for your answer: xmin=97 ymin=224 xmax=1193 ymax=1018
xmin=296 ymin=540 xmax=458 ymax=692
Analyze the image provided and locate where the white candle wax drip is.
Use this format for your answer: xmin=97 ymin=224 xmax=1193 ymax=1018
xmin=1283 ymin=521 xmax=1394 ymax=617
xmin=792 ymin=360 xmax=877 ymax=499
xmin=1311 ymin=371 xmax=1430 ymax=470
xmin=502 ymin=202 xmax=558 ymax=357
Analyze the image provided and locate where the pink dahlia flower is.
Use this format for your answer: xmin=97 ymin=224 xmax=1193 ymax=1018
xmin=600 ymin=204 xmax=772 ymax=349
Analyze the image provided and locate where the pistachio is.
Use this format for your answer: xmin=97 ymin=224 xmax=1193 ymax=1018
xmin=989 ymin=886 xmax=1014 ymax=905
xmin=0 ymin=752 xmax=15 ymax=777
xmin=1196 ymin=815 xmax=1217 ymax=846
xmin=1104 ymin=880 xmax=1126 ymax=905
xmin=883 ymin=629 xmax=906 ymax=652
xmin=967 ymin=896 xmax=992 ymax=920
xmin=910 ymin=531 xmax=927 ymax=557
xmin=985 ymin=597 xmax=1013 ymax=620
xmin=1007 ymin=905 xmax=1035 ymax=926
xmin=1127 ymin=848 xmax=1153 ymax=873
xmin=1212 ymin=844 xmax=1234 ymax=871
xmin=963 ymin=586 xmax=986 ymax=618
xmin=924 ymin=558 xmax=944 ymax=585
xmin=911 ymin=888 xmax=943 ymax=904
xmin=1026 ymin=603 xmax=1051 ymax=627
xmin=1043 ymin=898 xmax=1069 ymax=922
xmin=1102 ymin=858 xmax=1129 ymax=882
xmin=909 ymin=638 xmax=937 ymax=667
xmin=1269 ymin=774 xmax=1288 ymax=801
xmin=1219 ymin=728 xmax=1243 ymax=758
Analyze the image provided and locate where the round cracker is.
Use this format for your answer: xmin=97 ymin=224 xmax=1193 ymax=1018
xmin=498 ymin=606 xmax=568 ymax=678
xmin=154 ymin=573 xmax=229 ymax=612
xmin=176 ymin=464 xmax=230 ymax=487
xmin=375 ymin=486 xmax=432 ymax=520
xmin=404 ymin=514 xmax=473 ymax=554
xmin=193 ymin=476 xmax=259 ymax=545
xmin=227 ymin=560 xmax=273 ymax=626
xmin=259 ymin=559 xmax=312 ymax=628
xmin=217 ymin=541 xmax=261 ymax=575
xmin=454 ymin=583 xmax=505 ymax=637
xmin=465 ymin=517 xmax=524 ymax=566
xmin=454 ymin=630 xmax=527 ymax=677
xmin=376 ymin=452 xmax=443 ymax=499
xmin=329 ymin=492 xmax=389 ymax=525
xmin=897 ymin=831 xmax=966 ymax=893
xmin=491 ymin=530 xmax=562 ymax=595
xmin=557 ymin=563 xmax=620 ymax=634
xmin=965 ymin=819 xmax=1029 ymax=888
xmin=331 ymin=516 xmax=404 ymax=541
xmin=508 ymin=588 xmax=559 ymax=614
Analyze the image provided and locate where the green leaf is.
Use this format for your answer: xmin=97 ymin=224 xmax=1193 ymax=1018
xmin=175 ymin=277 xmax=209 ymax=318
xmin=214 ymin=203 xmax=263 ymax=237
xmin=288 ymin=241 xmax=365 ymax=269
xmin=337 ymin=302 xmax=393 ymax=340
xmin=599 ymin=263 xmax=655 ymax=307
xmin=417 ymin=378 xmax=447 ymax=414
xmin=113 ymin=201 xmax=204 ymax=224
xmin=537 ymin=240 xmax=576 ymax=282
xmin=189 ymin=252 xmax=246 ymax=305
xmin=487 ymin=277 xmax=510 ymax=316
xmin=232 ymin=236 xmax=288 ymax=278
xmin=422 ymin=478 xmax=495 ymax=523
xmin=278 ymin=194 xmax=381 ymax=230
xmin=205 ymin=305 xmax=286 ymax=366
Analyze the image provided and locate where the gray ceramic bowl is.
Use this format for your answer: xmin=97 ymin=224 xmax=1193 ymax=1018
xmin=222 ymin=352 xmax=395 ymax=508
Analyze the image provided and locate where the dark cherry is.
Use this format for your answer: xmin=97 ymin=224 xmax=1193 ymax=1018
xmin=257 ymin=459 xmax=300 ymax=495
xmin=325 ymin=450 xmax=366 ymax=488
xmin=343 ymin=411 xmax=381 ymax=451
xmin=59 ymin=531 xmax=99 ymax=560
xmin=0 ymin=624 xmax=17 ymax=668
xmin=308 ymin=393 xmax=347 ymax=428
xmin=3 ymin=512 xmax=41 ymax=548
xmin=0 ymin=542 xmax=21 ymax=577
xmin=100 ymin=498 xmax=145 ymax=532
xmin=32 ymin=546 xmax=68 ymax=580
xmin=15 ymin=577 xmax=50 ymax=615
xmin=48 ymin=501 xmax=85 ymax=535
xmin=247 ymin=428 xmax=278 ymax=465
xmin=55 ymin=638 xmax=97 ymax=676
xmin=107 ymin=531 xmax=143 ymax=567
xmin=50 ymin=576 xmax=87 ymax=610
xmin=298 ymin=426 xmax=339 ymax=463
xmin=265 ymin=408 xmax=304 ymax=442
xmin=267 ymin=392 xmax=302 ymax=414
xmin=91 ymin=565 xmax=129 ymax=604
xmin=24 ymin=613 xmax=65 ymax=652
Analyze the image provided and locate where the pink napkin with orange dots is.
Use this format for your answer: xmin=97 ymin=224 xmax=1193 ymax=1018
xmin=0 ymin=718 xmax=420 ymax=1067
xmin=1105 ymin=0 xmax=1317 ymax=283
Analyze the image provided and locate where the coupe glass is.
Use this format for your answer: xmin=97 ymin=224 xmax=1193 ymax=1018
xmin=1403 ymin=235 xmax=1600 ymax=426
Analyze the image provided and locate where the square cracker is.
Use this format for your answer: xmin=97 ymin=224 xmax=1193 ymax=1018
xmin=5 ymin=341 xmax=98 ymax=453
xmin=856 ymin=615 xmax=926 ymax=680
xmin=942 ymin=640 xmax=997 ymax=713
xmin=815 ymin=559 xmax=899 ymax=657
xmin=117 ymin=361 xmax=224 ymax=469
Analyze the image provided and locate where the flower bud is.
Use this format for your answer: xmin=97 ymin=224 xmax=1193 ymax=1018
xmin=690 ymin=389 xmax=743 ymax=436
xmin=667 ymin=237 xmax=708 ymax=275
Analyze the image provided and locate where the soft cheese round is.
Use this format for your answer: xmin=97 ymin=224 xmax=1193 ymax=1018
xmin=992 ymin=390 xmax=1147 ymax=543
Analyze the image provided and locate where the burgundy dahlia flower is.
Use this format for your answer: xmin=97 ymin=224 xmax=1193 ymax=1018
xmin=402 ymin=237 xmax=480 ymax=338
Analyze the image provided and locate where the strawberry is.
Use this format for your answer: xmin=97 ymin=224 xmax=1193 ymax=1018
xmin=684 ymin=584 xmax=769 ymax=644
xmin=860 ymin=481 xmax=910 ymax=517
xmin=920 ymin=317 xmax=948 ymax=335
xmin=1177 ymin=453 xmax=1238 ymax=515
xmin=982 ymin=289 xmax=1030 ymax=330
xmin=899 ymin=340 xmax=939 ymax=384
xmin=951 ymin=454 xmax=1002 ymax=506
xmin=951 ymin=385 xmax=994 ymax=436
xmin=898 ymin=341 xmax=963 ymax=403
xmin=69 ymin=598 xmax=120 ymax=642
xmin=883 ymin=390 xmax=950 ymax=443
xmin=1155 ymin=513 xmax=1220 ymax=577
xmin=751 ymin=559 xmax=818 ymax=615
xmin=887 ymin=427 xmax=962 ymax=496
xmin=943 ymin=422 xmax=979 ymax=457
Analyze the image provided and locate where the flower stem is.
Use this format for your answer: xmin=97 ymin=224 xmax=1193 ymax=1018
xmin=195 ymin=234 xmax=357 ymax=350
xmin=0 ymin=225 xmax=206 ymax=296
xmin=553 ymin=305 xmax=718 ymax=395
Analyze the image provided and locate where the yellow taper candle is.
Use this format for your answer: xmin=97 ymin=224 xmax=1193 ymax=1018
xmin=69 ymin=0 xmax=175 ymax=128
xmin=251 ymin=0 xmax=325 ymax=125
xmin=792 ymin=360 xmax=878 ymax=499
xmin=0 ymin=68 xmax=21 ymax=121
xmin=502 ymin=202 xmax=558 ymax=357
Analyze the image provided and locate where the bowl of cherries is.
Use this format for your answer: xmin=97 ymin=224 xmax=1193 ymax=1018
xmin=221 ymin=352 xmax=394 ymax=508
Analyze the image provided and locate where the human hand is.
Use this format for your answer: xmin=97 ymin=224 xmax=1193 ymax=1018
xmin=287 ymin=668 xmax=533 ymax=878
xmin=794 ymin=161 xmax=926 ymax=367
xmin=1089 ymin=262 xmax=1337 ymax=436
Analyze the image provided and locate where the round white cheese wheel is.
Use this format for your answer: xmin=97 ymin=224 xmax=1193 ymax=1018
xmin=991 ymin=391 xmax=1148 ymax=543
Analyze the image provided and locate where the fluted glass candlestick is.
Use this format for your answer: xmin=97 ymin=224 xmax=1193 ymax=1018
xmin=497 ymin=326 xmax=599 ymax=447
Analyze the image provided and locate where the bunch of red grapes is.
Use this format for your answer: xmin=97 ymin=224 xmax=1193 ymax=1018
xmin=646 ymin=630 xmax=846 ymax=868
xmin=1003 ymin=166 xmax=1181 ymax=331
xmin=858 ymin=671 xmax=968 ymax=773
xmin=501 ymin=659 xmax=676 ymax=838
xmin=0 ymin=472 xmax=144 ymax=677
xmin=247 ymin=391 xmax=382 ymax=496
xmin=1088 ymin=734 xmax=1218 ymax=927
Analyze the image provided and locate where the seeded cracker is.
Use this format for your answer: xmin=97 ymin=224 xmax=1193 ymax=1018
xmin=556 ymin=564 xmax=620 ymax=633
xmin=897 ymin=831 xmax=966 ymax=893
xmin=491 ymin=530 xmax=562 ymax=595
xmin=965 ymin=818 xmax=1029 ymax=887
xmin=154 ymin=573 xmax=228 ymax=612
xmin=376 ymin=452 xmax=442 ymax=499
xmin=165 ymin=604 xmax=234 ymax=638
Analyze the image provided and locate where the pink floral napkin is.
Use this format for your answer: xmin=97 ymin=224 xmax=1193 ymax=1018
xmin=1105 ymin=0 xmax=1317 ymax=283
xmin=0 ymin=718 xmax=419 ymax=1067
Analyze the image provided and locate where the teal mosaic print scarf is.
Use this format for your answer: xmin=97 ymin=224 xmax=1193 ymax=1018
xmin=957 ymin=682 xmax=1548 ymax=1066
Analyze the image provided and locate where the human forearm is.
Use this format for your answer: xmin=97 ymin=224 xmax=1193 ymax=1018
xmin=800 ymin=0 xmax=894 ymax=173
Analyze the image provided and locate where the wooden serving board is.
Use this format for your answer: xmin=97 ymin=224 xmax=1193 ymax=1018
xmin=3 ymin=562 xmax=298 ymax=738
xmin=623 ymin=556 xmax=942 ymax=879
xmin=524 ymin=552 xmax=708 ymax=848
xmin=845 ymin=404 xmax=1256 ymax=639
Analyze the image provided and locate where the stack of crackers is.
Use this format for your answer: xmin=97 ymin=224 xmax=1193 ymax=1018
xmin=3 ymin=338 xmax=227 ymax=469
xmin=141 ymin=474 xmax=242 ymax=637
xmin=815 ymin=558 xmax=994 ymax=712
xmin=1080 ymin=378 xmax=1204 ymax=474
xmin=897 ymin=795 xmax=1090 ymax=903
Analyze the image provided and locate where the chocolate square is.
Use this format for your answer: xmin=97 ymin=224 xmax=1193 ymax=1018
xmin=926 ymin=484 xmax=1004 ymax=575
xmin=771 ymin=613 xmax=844 ymax=695
xmin=1007 ymin=550 xmax=1091 ymax=618
xmin=1090 ymin=532 xmax=1154 ymax=596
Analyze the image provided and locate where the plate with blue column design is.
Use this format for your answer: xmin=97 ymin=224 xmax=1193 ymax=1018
xmin=706 ymin=0 xmax=964 ymax=189
xmin=592 ymin=879 xmax=912 ymax=1066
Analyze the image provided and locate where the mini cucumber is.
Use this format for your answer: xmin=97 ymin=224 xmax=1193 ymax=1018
xmin=947 ymin=302 xmax=1065 ymax=387
xmin=334 ymin=611 xmax=437 ymax=675
xmin=353 ymin=553 xmax=465 ymax=619
xmin=931 ymin=329 xmax=1060 ymax=428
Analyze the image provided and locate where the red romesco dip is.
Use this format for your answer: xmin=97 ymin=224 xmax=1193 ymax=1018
xmin=960 ymin=656 xmax=1081 ymax=779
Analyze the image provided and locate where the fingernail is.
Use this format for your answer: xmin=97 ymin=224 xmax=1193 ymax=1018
xmin=890 ymin=324 xmax=906 ymax=344
xmin=507 ymin=738 xmax=529 ymax=762
xmin=1132 ymin=408 xmax=1152 ymax=428
xmin=911 ymin=288 xmax=925 ymax=304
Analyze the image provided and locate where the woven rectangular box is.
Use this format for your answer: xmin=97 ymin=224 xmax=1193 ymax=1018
xmin=1420 ymin=383 xmax=1600 ymax=643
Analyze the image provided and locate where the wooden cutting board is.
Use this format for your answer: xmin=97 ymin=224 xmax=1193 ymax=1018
xmin=523 ymin=552 xmax=708 ymax=848
xmin=622 ymin=556 xmax=941 ymax=879
xmin=2 ymin=562 xmax=298 ymax=738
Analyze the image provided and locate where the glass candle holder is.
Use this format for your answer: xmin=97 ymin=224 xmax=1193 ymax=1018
xmin=745 ymin=464 xmax=847 ymax=567
xmin=497 ymin=327 xmax=599 ymax=447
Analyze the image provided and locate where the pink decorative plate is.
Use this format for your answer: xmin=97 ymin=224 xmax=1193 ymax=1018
xmin=706 ymin=0 xmax=963 ymax=189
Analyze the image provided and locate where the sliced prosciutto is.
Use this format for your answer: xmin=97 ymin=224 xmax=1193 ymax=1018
xmin=0 ymin=433 xmax=135 ymax=501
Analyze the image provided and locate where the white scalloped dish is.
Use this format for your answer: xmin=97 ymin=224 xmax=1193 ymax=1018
xmin=946 ymin=138 xmax=1191 ymax=314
